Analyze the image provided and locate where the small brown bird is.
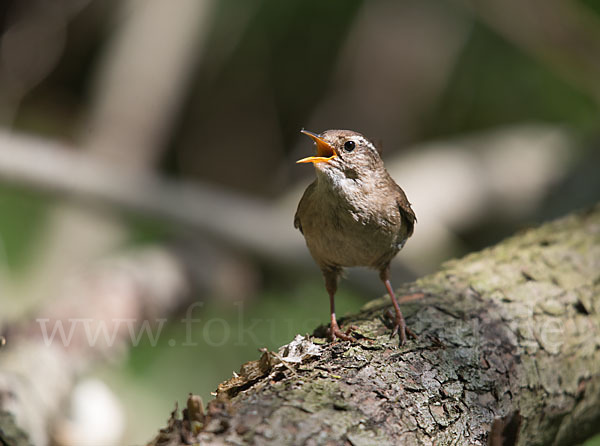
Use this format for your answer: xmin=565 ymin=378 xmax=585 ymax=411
xmin=295 ymin=129 xmax=417 ymax=344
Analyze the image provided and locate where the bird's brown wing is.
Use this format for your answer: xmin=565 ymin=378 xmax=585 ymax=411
xmin=394 ymin=183 xmax=416 ymax=238
xmin=293 ymin=212 xmax=303 ymax=234
xmin=294 ymin=181 xmax=317 ymax=235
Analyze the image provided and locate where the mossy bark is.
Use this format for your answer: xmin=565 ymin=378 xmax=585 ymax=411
xmin=151 ymin=205 xmax=600 ymax=446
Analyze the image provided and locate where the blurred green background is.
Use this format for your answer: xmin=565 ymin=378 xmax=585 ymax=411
xmin=0 ymin=0 xmax=599 ymax=444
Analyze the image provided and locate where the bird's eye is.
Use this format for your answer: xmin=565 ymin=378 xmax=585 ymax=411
xmin=344 ymin=140 xmax=355 ymax=152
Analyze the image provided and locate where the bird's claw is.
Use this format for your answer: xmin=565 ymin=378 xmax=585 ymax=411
xmin=389 ymin=322 xmax=417 ymax=345
xmin=389 ymin=319 xmax=406 ymax=345
xmin=328 ymin=323 xmax=357 ymax=342
xmin=386 ymin=309 xmax=417 ymax=346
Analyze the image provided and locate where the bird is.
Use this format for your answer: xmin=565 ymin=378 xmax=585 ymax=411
xmin=294 ymin=129 xmax=417 ymax=344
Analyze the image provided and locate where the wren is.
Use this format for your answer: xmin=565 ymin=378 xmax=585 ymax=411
xmin=295 ymin=129 xmax=417 ymax=344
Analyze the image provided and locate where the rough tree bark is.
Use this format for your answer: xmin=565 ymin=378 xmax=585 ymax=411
xmin=148 ymin=204 xmax=600 ymax=446
xmin=2 ymin=207 xmax=595 ymax=446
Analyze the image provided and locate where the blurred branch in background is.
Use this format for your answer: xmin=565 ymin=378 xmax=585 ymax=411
xmin=0 ymin=123 xmax=575 ymax=280
xmin=0 ymin=130 xmax=308 ymax=266
xmin=390 ymin=124 xmax=574 ymax=272
xmin=83 ymin=0 xmax=212 ymax=166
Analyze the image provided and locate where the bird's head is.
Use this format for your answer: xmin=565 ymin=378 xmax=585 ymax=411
xmin=297 ymin=129 xmax=384 ymax=181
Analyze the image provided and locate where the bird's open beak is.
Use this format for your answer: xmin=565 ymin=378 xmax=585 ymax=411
xmin=297 ymin=130 xmax=337 ymax=164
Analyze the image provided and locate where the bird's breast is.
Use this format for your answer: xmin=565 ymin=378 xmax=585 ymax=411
xmin=300 ymin=182 xmax=405 ymax=270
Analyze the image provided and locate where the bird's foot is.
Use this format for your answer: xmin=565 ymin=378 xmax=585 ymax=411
xmin=328 ymin=322 xmax=357 ymax=342
xmin=385 ymin=308 xmax=418 ymax=346
xmin=389 ymin=319 xmax=417 ymax=346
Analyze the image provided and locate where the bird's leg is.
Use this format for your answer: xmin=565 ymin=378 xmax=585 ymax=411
xmin=324 ymin=270 xmax=356 ymax=342
xmin=384 ymin=279 xmax=408 ymax=344
xmin=380 ymin=268 xmax=417 ymax=345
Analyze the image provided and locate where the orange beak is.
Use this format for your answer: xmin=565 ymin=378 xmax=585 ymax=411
xmin=297 ymin=130 xmax=337 ymax=164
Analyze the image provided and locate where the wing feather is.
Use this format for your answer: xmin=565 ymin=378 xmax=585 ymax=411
xmin=394 ymin=183 xmax=416 ymax=238
xmin=294 ymin=181 xmax=317 ymax=235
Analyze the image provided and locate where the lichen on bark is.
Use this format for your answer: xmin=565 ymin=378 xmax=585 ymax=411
xmin=149 ymin=205 xmax=600 ymax=446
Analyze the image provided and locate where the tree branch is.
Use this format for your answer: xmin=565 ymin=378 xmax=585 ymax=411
xmin=0 ymin=130 xmax=308 ymax=266
xmin=149 ymin=204 xmax=600 ymax=445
